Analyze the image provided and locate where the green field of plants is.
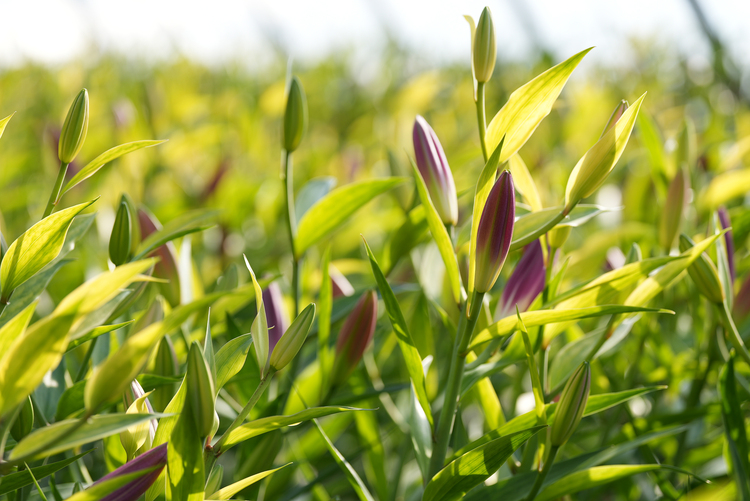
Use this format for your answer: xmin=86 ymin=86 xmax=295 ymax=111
xmin=1 ymin=5 xmax=750 ymax=501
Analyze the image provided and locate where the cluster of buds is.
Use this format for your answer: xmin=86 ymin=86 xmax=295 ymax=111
xmin=494 ymin=240 xmax=545 ymax=320
xmin=474 ymin=170 xmax=516 ymax=293
xmin=413 ymin=116 xmax=458 ymax=226
xmin=550 ymin=361 xmax=591 ymax=447
xmin=331 ymin=290 xmax=378 ymax=382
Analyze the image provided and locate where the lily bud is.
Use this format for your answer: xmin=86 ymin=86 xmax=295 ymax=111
xmin=494 ymin=240 xmax=544 ymax=320
xmin=600 ymin=100 xmax=628 ymax=138
xmin=679 ymin=234 xmax=724 ymax=304
xmin=93 ymin=443 xmax=167 ymax=501
xmin=734 ymin=276 xmax=750 ymax=323
xmin=659 ymin=168 xmax=688 ymax=251
xmin=123 ymin=380 xmax=157 ymax=443
xmin=718 ymin=207 xmax=735 ymax=284
xmin=120 ymin=386 xmax=154 ymax=460
xmin=270 ymin=303 xmax=316 ymax=372
xmin=550 ymin=361 xmax=591 ymax=447
xmin=109 ymin=199 xmax=132 ymax=266
xmin=152 ymin=335 xmax=178 ymax=412
xmin=186 ymin=342 xmax=216 ymax=437
xmin=205 ymin=464 xmax=224 ymax=498
xmin=263 ymin=281 xmax=290 ymax=355
xmin=472 ymin=7 xmax=496 ymax=83
xmin=10 ymin=396 xmax=34 ymax=442
xmin=474 ymin=170 xmax=515 ymax=293
xmin=676 ymin=118 xmax=696 ymax=169
xmin=283 ymin=76 xmax=307 ymax=152
xmin=138 ymin=208 xmax=181 ymax=306
xmin=58 ymin=89 xmax=89 ymax=164
xmin=330 ymin=264 xmax=355 ymax=298
xmin=413 ymin=116 xmax=458 ymax=226
xmin=332 ymin=291 xmax=377 ymax=382
xmin=548 ymin=226 xmax=571 ymax=250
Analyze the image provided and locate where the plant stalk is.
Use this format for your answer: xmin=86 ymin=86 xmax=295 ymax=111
xmin=43 ymin=161 xmax=70 ymax=219
xmin=214 ymin=372 xmax=274 ymax=454
xmin=524 ymin=445 xmax=558 ymax=501
xmin=282 ymin=150 xmax=300 ymax=317
xmin=429 ymin=291 xmax=485 ymax=478
xmin=476 ymin=82 xmax=489 ymax=162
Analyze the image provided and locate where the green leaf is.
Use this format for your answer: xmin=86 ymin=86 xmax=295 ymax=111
xmin=469 ymin=305 xmax=671 ymax=349
xmin=508 ymin=154 xmax=542 ymax=211
xmin=313 ymin=418 xmax=375 ymax=501
xmin=510 ymin=205 xmax=612 ymax=253
xmin=221 ymin=406 xmax=364 ymax=449
xmin=484 ymin=48 xmax=592 ymax=162
xmin=0 ymin=300 xmax=37 ymax=357
xmin=0 ymin=451 xmax=92 ymax=495
xmin=244 ymin=256 xmax=269 ymax=377
xmin=147 ymin=379 xmax=187 ymax=501
xmin=65 ymin=320 xmax=134 ymax=352
xmin=168 ymin=396 xmax=205 ymax=501
xmin=295 ymin=176 xmax=337 ymax=221
xmin=719 ymin=355 xmax=750 ymax=500
xmin=9 ymin=413 xmax=162 ymax=461
xmin=214 ymin=333 xmax=253 ymax=391
xmin=0 ymin=112 xmax=14 ymax=140
xmin=135 ymin=209 xmax=218 ymax=260
xmin=0 ymin=199 xmax=96 ymax=299
xmin=700 ymin=168 xmax=750 ymax=211
xmin=55 ymin=380 xmax=86 ymax=420
xmin=67 ymin=469 xmax=158 ymax=501
xmin=450 ymin=387 xmax=665 ymax=462
xmin=411 ymin=162 xmax=462 ymax=303
xmin=318 ymin=246 xmax=333 ymax=394
xmin=363 ymin=238 xmax=433 ymax=427
xmin=423 ymin=426 xmax=545 ymax=501
xmin=211 ymin=464 xmax=291 ymax=500
xmin=382 ymin=205 xmax=429 ymax=274
xmin=62 ymin=140 xmax=167 ymax=194
xmin=637 ymin=111 xmax=671 ymax=184
xmin=295 ymin=177 xmax=406 ymax=258
xmin=536 ymin=464 xmax=663 ymax=501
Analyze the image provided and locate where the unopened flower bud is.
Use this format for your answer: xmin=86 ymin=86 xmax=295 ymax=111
xmin=109 ymin=199 xmax=132 ymax=266
xmin=93 ymin=443 xmax=167 ymax=501
xmin=550 ymin=361 xmax=591 ymax=447
xmin=413 ymin=116 xmax=458 ymax=226
xmin=474 ymin=170 xmax=515 ymax=293
xmin=58 ymin=89 xmax=89 ymax=164
xmin=187 ymin=342 xmax=216 ymax=437
xmin=472 ymin=7 xmax=496 ymax=83
xmin=283 ymin=76 xmax=307 ymax=152
xmin=659 ymin=167 xmax=687 ymax=251
xmin=270 ymin=303 xmax=316 ymax=372
xmin=600 ymin=100 xmax=628 ymax=138
xmin=718 ymin=207 xmax=735 ymax=284
xmin=548 ymin=225 xmax=571 ymax=250
xmin=152 ymin=335 xmax=178 ymax=412
xmin=332 ymin=291 xmax=377 ymax=382
xmin=10 ymin=396 xmax=34 ymax=442
xmin=676 ymin=118 xmax=696 ymax=170
xmin=120 ymin=384 xmax=154 ymax=460
xmin=263 ymin=281 xmax=290 ymax=355
xmin=494 ymin=240 xmax=544 ymax=320
xmin=138 ymin=208 xmax=180 ymax=306
xmin=679 ymin=234 xmax=724 ymax=304
xmin=330 ymin=265 xmax=355 ymax=298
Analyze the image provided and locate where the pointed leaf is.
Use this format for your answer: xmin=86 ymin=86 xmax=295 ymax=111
xmin=212 ymin=464 xmax=291 ymax=500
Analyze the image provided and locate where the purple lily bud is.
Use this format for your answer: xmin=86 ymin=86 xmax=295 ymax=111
xmin=330 ymin=265 xmax=354 ymax=298
xmin=734 ymin=275 xmax=750 ymax=323
xmin=137 ymin=208 xmax=181 ymax=307
xmin=94 ymin=443 xmax=167 ymax=501
xmin=413 ymin=116 xmax=458 ymax=226
xmin=474 ymin=170 xmax=515 ymax=293
xmin=494 ymin=240 xmax=545 ymax=320
xmin=331 ymin=291 xmax=378 ymax=382
xmin=718 ymin=207 xmax=735 ymax=284
xmin=263 ymin=281 xmax=290 ymax=355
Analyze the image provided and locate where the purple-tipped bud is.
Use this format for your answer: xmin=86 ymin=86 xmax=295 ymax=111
xmin=330 ymin=265 xmax=355 ymax=298
xmin=494 ymin=240 xmax=544 ymax=320
xmin=331 ymin=291 xmax=378 ymax=382
xmin=474 ymin=171 xmax=515 ymax=293
xmin=413 ymin=116 xmax=458 ymax=226
xmin=263 ymin=281 xmax=290 ymax=355
xmin=718 ymin=207 xmax=735 ymax=284
xmin=137 ymin=208 xmax=181 ymax=306
xmin=94 ymin=443 xmax=167 ymax=501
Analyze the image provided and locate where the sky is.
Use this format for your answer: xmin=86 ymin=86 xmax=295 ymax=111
xmin=0 ymin=0 xmax=749 ymax=72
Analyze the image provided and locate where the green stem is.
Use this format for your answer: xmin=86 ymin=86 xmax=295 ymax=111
xmin=74 ymin=339 xmax=98 ymax=383
xmin=716 ymin=301 xmax=750 ymax=366
xmin=476 ymin=82 xmax=488 ymax=162
xmin=214 ymin=372 xmax=274 ymax=454
xmin=43 ymin=161 xmax=70 ymax=219
xmin=513 ymin=212 xmax=567 ymax=251
xmin=282 ymin=150 xmax=300 ymax=317
xmin=428 ymin=292 xmax=485 ymax=478
xmin=524 ymin=445 xmax=558 ymax=501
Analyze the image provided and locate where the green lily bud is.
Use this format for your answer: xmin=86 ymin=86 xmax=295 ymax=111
xmin=283 ymin=76 xmax=307 ymax=152
xmin=121 ymin=193 xmax=141 ymax=256
xmin=120 ymin=389 xmax=153 ymax=460
xmin=600 ymin=100 xmax=628 ymax=138
xmin=10 ymin=396 xmax=34 ymax=442
xmin=269 ymin=303 xmax=316 ymax=372
xmin=659 ymin=167 xmax=688 ymax=251
xmin=152 ymin=335 xmax=178 ymax=412
xmin=551 ymin=361 xmax=591 ymax=447
xmin=473 ymin=7 xmax=496 ymax=83
xmin=548 ymin=226 xmax=571 ymax=249
xmin=186 ymin=341 xmax=216 ymax=437
xmin=58 ymin=89 xmax=89 ymax=164
xmin=679 ymin=234 xmax=724 ymax=304
xmin=205 ymin=464 xmax=224 ymax=498
xmin=109 ymin=199 xmax=132 ymax=266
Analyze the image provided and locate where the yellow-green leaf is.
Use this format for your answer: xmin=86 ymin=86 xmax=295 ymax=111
xmin=211 ymin=464 xmax=291 ymax=500
xmin=508 ymin=154 xmax=542 ymax=211
xmin=0 ymin=112 xmax=15 ymax=140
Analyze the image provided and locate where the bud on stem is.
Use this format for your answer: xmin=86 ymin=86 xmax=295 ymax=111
xmin=474 ymin=170 xmax=515 ymax=293
xmin=413 ymin=116 xmax=458 ymax=226
xmin=679 ymin=234 xmax=724 ymax=304
xmin=550 ymin=361 xmax=590 ymax=447
xmin=187 ymin=342 xmax=216 ymax=438
xmin=58 ymin=89 xmax=89 ymax=164
xmin=495 ymin=240 xmax=545 ymax=320
xmin=331 ymin=291 xmax=377 ymax=383
xmin=269 ymin=303 xmax=316 ymax=372
xmin=283 ymin=76 xmax=307 ymax=152
xmin=472 ymin=7 xmax=496 ymax=83
xmin=109 ymin=199 xmax=132 ymax=266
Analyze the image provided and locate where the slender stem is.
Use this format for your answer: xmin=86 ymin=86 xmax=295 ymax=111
xmin=282 ymin=150 xmax=300 ymax=317
xmin=43 ymin=161 xmax=70 ymax=219
xmin=429 ymin=292 xmax=485 ymax=478
xmin=524 ymin=445 xmax=558 ymax=501
xmin=716 ymin=301 xmax=750 ymax=366
xmin=512 ymin=211 xmax=566 ymax=251
xmin=476 ymin=82 xmax=488 ymax=162
xmin=75 ymin=339 xmax=98 ymax=382
xmin=214 ymin=372 xmax=274 ymax=454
